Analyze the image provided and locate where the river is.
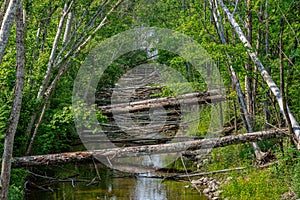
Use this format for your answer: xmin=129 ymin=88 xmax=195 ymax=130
xmin=25 ymin=162 xmax=207 ymax=200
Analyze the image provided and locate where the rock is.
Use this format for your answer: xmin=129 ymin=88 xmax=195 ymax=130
xmin=184 ymin=185 xmax=190 ymax=188
xmin=203 ymin=188 xmax=210 ymax=194
xmin=213 ymin=190 xmax=223 ymax=197
xmin=212 ymin=197 xmax=219 ymax=200
xmin=203 ymin=159 xmax=209 ymax=164
xmin=281 ymin=190 xmax=296 ymax=199
xmin=203 ymin=177 xmax=208 ymax=183
xmin=224 ymin=176 xmax=232 ymax=184
xmin=197 ymin=163 xmax=202 ymax=168
xmin=210 ymin=185 xmax=217 ymax=192
xmin=191 ymin=179 xmax=201 ymax=185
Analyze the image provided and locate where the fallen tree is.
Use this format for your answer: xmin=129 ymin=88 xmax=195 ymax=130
xmin=12 ymin=128 xmax=286 ymax=168
xmin=217 ymin=0 xmax=300 ymax=149
xmin=98 ymin=90 xmax=226 ymax=115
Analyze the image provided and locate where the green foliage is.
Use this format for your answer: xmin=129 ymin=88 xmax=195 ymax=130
xmin=222 ymin=169 xmax=288 ymax=199
xmin=203 ymin=144 xmax=254 ymax=172
xmin=8 ymin=169 xmax=28 ymax=200
xmin=151 ymin=82 xmax=206 ymax=98
xmin=0 ymin=0 xmax=299 ymax=198
xmin=33 ymin=104 xmax=108 ymax=154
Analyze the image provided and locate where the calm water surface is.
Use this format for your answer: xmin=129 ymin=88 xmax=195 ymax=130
xmin=25 ymin=163 xmax=207 ymax=200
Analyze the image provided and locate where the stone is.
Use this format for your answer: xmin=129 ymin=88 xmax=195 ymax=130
xmin=203 ymin=188 xmax=210 ymax=194
xmin=210 ymin=185 xmax=217 ymax=192
xmin=191 ymin=180 xmax=201 ymax=185
xmin=224 ymin=176 xmax=233 ymax=184
xmin=213 ymin=190 xmax=223 ymax=197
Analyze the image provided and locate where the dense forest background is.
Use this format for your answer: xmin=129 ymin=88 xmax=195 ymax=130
xmin=0 ymin=0 xmax=300 ymax=199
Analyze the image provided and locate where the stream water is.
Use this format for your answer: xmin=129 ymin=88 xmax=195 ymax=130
xmin=25 ymin=162 xmax=207 ymax=200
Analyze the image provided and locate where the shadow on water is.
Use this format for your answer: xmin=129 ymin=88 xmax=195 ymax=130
xmin=25 ymin=162 xmax=207 ymax=200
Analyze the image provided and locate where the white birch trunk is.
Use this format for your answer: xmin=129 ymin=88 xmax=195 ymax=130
xmin=26 ymin=0 xmax=124 ymax=153
xmin=209 ymin=0 xmax=265 ymax=159
xmin=0 ymin=1 xmax=25 ymax=199
xmin=0 ymin=0 xmax=18 ymax=64
xmin=36 ymin=2 xmax=71 ymax=99
xmin=217 ymin=0 xmax=300 ymax=149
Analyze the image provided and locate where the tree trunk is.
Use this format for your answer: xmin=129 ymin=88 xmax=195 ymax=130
xmin=11 ymin=129 xmax=285 ymax=168
xmin=0 ymin=0 xmax=18 ymax=64
xmin=98 ymin=91 xmax=226 ymax=115
xmin=217 ymin=0 xmax=300 ymax=149
xmin=209 ymin=0 xmax=265 ymax=159
xmin=26 ymin=103 xmax=47 ymax=155
xmin=0 ymin=0 xmax=9 ymax=25
xmin=279 ymin=19 xmax=293 ymax=136
xmin=37 ymin=2 xmax=70 ymax=99
xmin=63 ymin=9 xmax=73 ymax=44
xmin=245 ymin=0 xmax=253 ymax=125
xmin=230 ymin=66 xmax=265 ymax=160
xmin=0 ymin=1 xmax=25 ymax=199
xmin=25 ymin=0 xmax=124 ymax=153
xmin=264 ymin=0 xmax=271 ymax=128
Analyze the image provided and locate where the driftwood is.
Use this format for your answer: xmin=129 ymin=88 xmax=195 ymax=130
xmin=12 ymin=129 xmax=286 ymax=168
xmin=98 ymin=91 xmax=226 ymax=115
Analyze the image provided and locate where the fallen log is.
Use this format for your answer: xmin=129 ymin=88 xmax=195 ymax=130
xmin=12 ymin=129 xmax=286 ymax=168
xmin=98 ymin=91 xmax=227 ymax=115
xmin=166 ymin=161 xmax=277 ymax=179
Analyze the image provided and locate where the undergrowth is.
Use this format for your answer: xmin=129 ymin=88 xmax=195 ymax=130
xmin=200 ymin=142 xmax=300 ymax=199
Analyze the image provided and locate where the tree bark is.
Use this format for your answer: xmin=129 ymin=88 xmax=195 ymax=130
xmin=245 ymin=0 xmax=253 ymax=124
xmin=209 ymin=0 xmax=265 ymax=159
xmin=279 ymin=19 xmax=293 ymax=136
xmin=0 ymin=0 xmax=18 ymax=64
xmin=11 ymin=129 xmax=285 ymax=168
xmin=25 ymin=0 xmax=124 ymax=153
xmin=63 ymin=9 xmax=73 ymax=44
xmin=0 ymin=1 xmax=25 ymax=199
xmin=37 ymin=2 xmax=71 ymax=99
xmin=264 ymin=0 xmax=271 ymax=128
xmin=98 ymin=91 xmax=226 ymax=115
xmin=26 ymin=103 xmax=47 ymax=155
xmin=0 ymin=0 xmax=9 ymax=25
xmin=217 ymin=0 xmax=300 ymax=149
xmin=230 ymin=66 xmax=265 ymax=160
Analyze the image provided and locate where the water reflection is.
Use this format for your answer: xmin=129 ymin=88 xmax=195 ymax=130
xmin=133 ymin=177 xmax=166 ymax=200
xmin=25 ymin=164 xmax=206 ymax=200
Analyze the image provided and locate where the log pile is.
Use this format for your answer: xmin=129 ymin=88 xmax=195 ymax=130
xmin=98 ymin=90 xmax=226 ymax=115
xmin=12 ymin=129 xmax=286 ymax=168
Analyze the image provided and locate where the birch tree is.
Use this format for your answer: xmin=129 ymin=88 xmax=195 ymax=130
xmin=0 ymin=0 xmax=18 ymax=64
xmin=209 ymin=0 xmax=266 ymax=160
xmin=217 ymin=0 xmax=300 ymax=149
xmin=25 ymin=0 xmax=125 ymax=155
xmin=0 ymin=0 xmax=25 ymax=199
